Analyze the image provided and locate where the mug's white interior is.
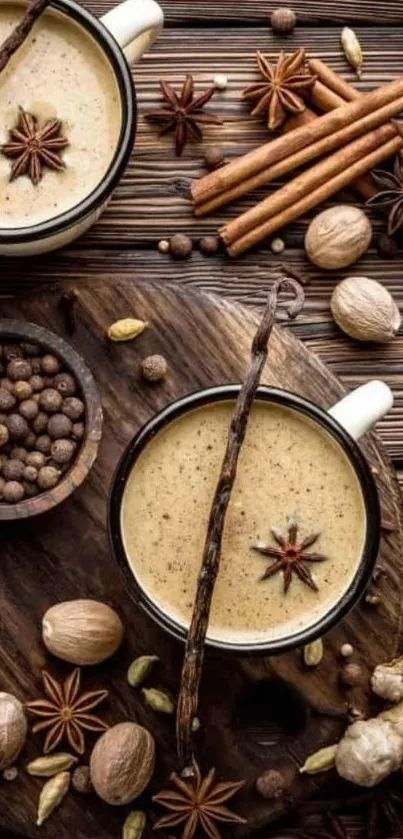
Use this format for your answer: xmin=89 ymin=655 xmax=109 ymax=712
xmin=120 ymin=398 xmax=368 ymax=648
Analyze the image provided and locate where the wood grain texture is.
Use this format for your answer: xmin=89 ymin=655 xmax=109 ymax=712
xmin=0 ymin=279 xmax=401 ymax=839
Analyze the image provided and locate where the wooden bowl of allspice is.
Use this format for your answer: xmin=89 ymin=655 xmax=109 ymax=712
xmin=0 ymin=319 xmax=103 ymax=520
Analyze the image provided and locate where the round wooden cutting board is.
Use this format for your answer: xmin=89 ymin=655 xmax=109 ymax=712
xmin=0 ymin=279 xmax=402 ymax=839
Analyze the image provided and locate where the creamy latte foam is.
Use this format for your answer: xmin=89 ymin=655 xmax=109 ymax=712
xmin=121 ymin=400 xmax=367 ymax=645
xmin=0 ymin=4 xmax=121 ymax=228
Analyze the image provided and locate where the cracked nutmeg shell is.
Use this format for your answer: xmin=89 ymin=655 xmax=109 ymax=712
xmin=90 ymin=722 xmax=155 ymax=805
xmin=42 ymin=599 xmax=124 ymax=665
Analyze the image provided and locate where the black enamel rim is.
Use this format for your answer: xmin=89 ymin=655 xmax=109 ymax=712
xmin=108 ymin=385 xmax=380 ymax=655
xmin=0 ymin=0 xmax=135 ymax=244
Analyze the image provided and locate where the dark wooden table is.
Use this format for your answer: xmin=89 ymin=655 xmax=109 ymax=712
xmin=2 ymin=1 xmax=403 ymax=836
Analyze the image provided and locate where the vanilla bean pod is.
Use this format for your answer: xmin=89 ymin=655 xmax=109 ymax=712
xmin=0 ymin=0 xmax=50 ymax=74
xmin=175 ymin=276 xmax=305 ymax=769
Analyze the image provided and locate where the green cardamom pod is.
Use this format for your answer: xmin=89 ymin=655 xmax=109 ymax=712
xmin=107 ymin=318 xmax=148 ymax=342
xmin=127 ymin=655 xmax=159 ymax=688
xmin=27 ymin=753 xmax=78 ymax=777
xmin=141 ymin=687 xmax=174 ymax=714
xmin=123 ymin=810 xmax=146 ymax=839
xmin=340 ymin=27 xmax=363 ymax=78
xmin=299 ymin=744 xmax=338 ymax=775
xmin=36 ymin=771 xmax=70 ymax=826
xmin=303 ymin=638 xmax=323 ymax=667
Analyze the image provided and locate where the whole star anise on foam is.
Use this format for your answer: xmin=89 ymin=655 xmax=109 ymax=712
xmin=253 ymin=517 xmax=327 ymax=593
xmin=144 ymin=74 xmax=222 ymax=156
xmin=26 ymin=668 xmax=108 ymax=755
xmin=242 ymin=48 xmax=317 ymax=130
xmin=153 ymin=761 xmax=246 ymax=839
xmin=1 ymin=107 xmax=68 ymax=185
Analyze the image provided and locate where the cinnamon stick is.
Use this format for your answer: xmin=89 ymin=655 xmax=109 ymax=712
xmin=195 ymin=91 xmax=402 ymax=217
xmin=176 ymin=277 xmax=305 ymax=769
xmin=223 ymin=134 xmax=401 ymax=257
xmin=192 ymin=76 xmax=403 ymax=210
xmin=0 ymin=0 xmax=50 ymax=74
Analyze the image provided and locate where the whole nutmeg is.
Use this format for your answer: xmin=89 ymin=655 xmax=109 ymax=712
xmin=203 ymin=146 xmax=225 ymax=170
xmin=331 ymin=277 xmax=401 ymax=343
xmin=199 ymin=235 xmax=220 ymax=255
xmin=0 ymin=424 xmax=9 ymax=448
xmin=41 ymin=354 xmax=61 ymax=375
xmin=62 ymin=397 xmax=85 ymax=421
xmin=141 ymin=355 xmax=168 ymax=383
xmin=90 ymin=722 xmax=155 ymax=805
xmin=47 ymin=413 xmax=73 ymax=440
xmin=51 ymin=439 xmax=76 ymax=465
xmin=0 ymin=389 xmax=16 ymax=411
xmin=54 ymin=373 xmax=76 ymax=397
xmin=13 ymin=381 xmax=32 ymax=401
xmin=0 ymin=693 xmax=27 ymax=769
xmin=5 ymin=414 xmax=30 ymax=441
xmin=3 ymin=481 xmax=24 ymax=503
xmin=7 ymin=359 xmax=31 ymax=382
xmin=42 ymin=599 xmax=124 ymax=665
xmin=340 ymin=662 xmax=365 ymax=687
xmin=3 ymin=460 xmax=25 ymax=482
xmin=256 ymin=768 xmax=286 ymax=799
xmin=19 ymin=399 xmax=39 ymax=422
xmin=39 ymin=388 xmax=63 ymax=413
xmin=305 ymin=206 xmax=372 ymax=269
xmin=270 ymin=7 xmax=296 ymax=34
xmin=170 ymin=233 xmax=193 ymax=259
xmin=37 ymin=465 xmax=60 ymax=490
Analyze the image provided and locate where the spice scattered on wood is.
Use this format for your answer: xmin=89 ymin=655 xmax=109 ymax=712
xmin=107 ymin=318 xmax=148 ymax=342
xmin=142 ymin=688 xmax=175 ymax=714
xmin=2 ymin=766 xmax=18 ymax=781
xmin=199 ymin=235 xmax=220 ymax=255
xmin=271 ymin=237 xmax=285 ymax=253
xmin=27 ymin=753 xmax=78 ymax=777
xmin=305 ymin=205 xmax=372 ymax=270
xmin=372 ymin=655 xmax=403 ymax=703
xmin=144 ymin=74 xmax=222 ymax=156
xmin=255 ymin=768 xmax=286 ymax=799
xmin=330 ymin=277 xmax=401 ymax=343
xmin=127 ymin=656 xmax=159 ymax=688
xmin=340 ymin=643 xmax=354 ymax=658
xmin=158 ymin=239 xmax=170 ymax=254
xmin=71 ymin=765 xmax=92 ymax=793
xmin=242 ymin=49 xmax=316 ymax=130
xmin=253 ymin=517 xmax=327 ymax=593
xmin=36 ymin=771 xmax=70 ymax=826
xmin=303 ymin=638 xmax=324 ymax=667
xmin=340 ymin=663 xmax=365 ymax=688
xmin=0 ymin=692 xmax=27 ymax=770
xmin=340 ymin=27 xmax=363 ymax=78
xmin=300 ymin=744 xmax=338 ymax=775
xmin=141 ymin=355 xmax=168 ymax=382
xmin=41 ymin=599 xmax=124 ymax=666
xmin=213 ymin=74 xmax=228 ymax=91
xmin=203 ymin=145 xmax=225 ymax=170
xmin=0 ymin=0 xmax=50 ymax=75
xmin=270 ymin=7 xmax=296 ymax=34
xmin=90 ymin=722 xmax=155 ymax=806
xmin=170 ymin=233 xmax=193 ymax=258
xmin=123 ymin=810 xmax=146 ymax=839
xmin=175 ymin=277 xmax=304 ymax=769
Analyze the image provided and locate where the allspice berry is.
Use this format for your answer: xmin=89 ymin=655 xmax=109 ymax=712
xmin=0 ymin=389 xmax=16 ymax=411
xmin=72 ymin=765 xmax=92 ymax=794
xmin=51 ymin=439 xmax=76 ymax=465
xmin=3 ymin=481 xmax=24 ymax=502
xmin=5 ymin=414 xmax=30 ymax=441
xmin=54 ymin=373 xmax=76 ymax=397
xmin=23 ymin=465 xmax=38 ymax=483
xmin=340 ymin=663 xmax=365 ymax=687
xmin=0 ymin=424 xmax=9 ymax=448
xmin=47 ymin=413 xmax=73 ymax=440
xmin=170 ymin=233 xmax=193 ymax=259
xmin=3 ymin=345 xmax=23 ymax=362
xmin=7 ymin=359 xmax=31 ymax=381
xmin=203 ymin=146 xmax=225 ymax=170
xmin=141 ymin=354 xmax=168 ymax=382
xmin=10 ymin=447 xmax=27 ymax=462
xmin=199 ymin=235 xmax=220 ymax=255
xmin=33 ymin=412 xmax=49 ymax=434
xmin=23 ymin=481 xmax=39 ymax=498
xmin=26 ymin=451 xmax=46 ymax=469
xmin=13 ymin=381 xmax=33 ymax=401
xmin=24 ymin=432 xmax=37 ymax=450
xmin=41 ymin=354 xmax=61 ymax=375
xmin=36 ymin=435 xmax=52 ymax=454
xmin=270 ymin=7 xmax=296 ymax=34
xmin=62 ymin=397 xmax=84 ymax=421
xmin=29 ymin=375 xmax=45 ymax=392
xmin=37 ymin=466 xmax=61 ymax=490
xmin=3 ymin=459 xmax=25 ymax=482
xmin=256 ymin=769 xmax=286 ymax=799
xmin=19 ymin=399 xmax=39 ymax=422
xmin=72 ymin=422 xmax=84 ymax=441
xmin=39 ymin=388 xmax=63 ymax=413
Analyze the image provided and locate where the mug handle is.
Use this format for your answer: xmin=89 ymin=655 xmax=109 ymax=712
xmin=328 ymin=380 xmax=393 ymax=441
xmin=101 ymin=0 xmax=164 ymax=65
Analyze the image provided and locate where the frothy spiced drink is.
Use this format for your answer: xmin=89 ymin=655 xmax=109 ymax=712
xmin=0 ymin=4 xmax=121 ymax=228
xmin=121 ymin=400 xmax=367 ymax=645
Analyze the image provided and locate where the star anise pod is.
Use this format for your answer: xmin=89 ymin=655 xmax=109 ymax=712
xmin=297 ymin=811 xmax=352 ymax=839
xmin=367 ymin=144 xmax=403 ymax=236
xmin=362 ymin=773 xmax=403 ymax=838
xmin=144 ymin=74 xmax=222 ymax=156
xmin=1 ymin=107 xmax=68 ymax=186
xmin=26 ymin=668 xmax=108 ymax=755
xmin=242 ymin=48 xmax=317 ymax=130
xmin=253 ymin=517 xmax=327 ymax=593
xmin=153 ymin=760 xmax=246 ymax=839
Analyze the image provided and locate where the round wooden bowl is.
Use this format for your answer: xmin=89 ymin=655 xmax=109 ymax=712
xmin=0 ymin=319 xmax=103 ymax=520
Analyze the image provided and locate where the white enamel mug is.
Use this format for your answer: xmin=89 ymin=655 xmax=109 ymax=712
xmin=0 ymin=0 xmax=163 ymax=256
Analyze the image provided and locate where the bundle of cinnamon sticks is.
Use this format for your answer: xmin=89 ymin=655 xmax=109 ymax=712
xmin=192 ymin=60 xmax=403 ymax=257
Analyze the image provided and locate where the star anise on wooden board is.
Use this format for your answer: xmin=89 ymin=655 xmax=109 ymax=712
xmin=253 ymin=517 xmax=327 ymax=593
xmin=144 ymin=74 xmax=222 ymax=156
xmin=367 ymin=149 xmax=403 ymax=236
xmin=1 ymin=107 xmax=68 ymax=185
xmin=26 ymin=668 xmax=108 ymax=755
xmin=153 ymin=761 xmax=246 ymax=839
xmin=242 ymin=48 xmax=317 ymax=130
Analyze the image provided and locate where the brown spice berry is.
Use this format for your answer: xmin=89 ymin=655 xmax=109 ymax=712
xmin=340 ymin=663 xmax=365 ymax=688
xmin=29 ymin=375 xmax=45 ymax=392
xmin=26 ymin=451 xmax=46 ymax=469
xmin=37 ymin=465 xmax=61 ymax=490
xmin=5 ymin=414 xmax=30 ymax=440
xmin=377 ymin=233 xmax=399 ymax=259
xmin=7 ymin=359 xmax=31 ymax=381
xmin=72 ymin=422 xmax=84 ymax=441
xmin=10 ymin=447 xmax=27 ymax=462
xmin=33 ymin=412 xmax=49 ymax=434
xmin=19 ymin=399 xmax=39 ymax=421
xmin=41 ymin=354 xmax=61 ymax=375
xmin=54 ymin=373 xmax=76 ymax=397
xmin=72 ymin=765 xmax=92 ymax=794
xmin=3 ymin=481 xmax=24 ymax=502
xmin=0 ymin=389 xmax=16 ymax=411
xmin=23 ymin=465 xmax=38 ymax=483
xmin=62 ymin=397 xmax=85 ymax=421
xmin=36 ymin=435 xmax=52 ymax=454
xmin=47 ymin=413 xmax=73 ymax=439
xmin=0 ymin=424 xmax=9 ymax=448
xmin=0 ymin=477 xmax=5 ymax=498
xmin=13 ymin=380 xmax=33 ymax=401
xmin=256 ymin=769 xmax=286 ymax=799
xmin=20 ymin=342 xmax=40 ymax=356
xmin=24 ymin=432 xmax=37 ymax=450
xmin=3 ymin=459 xmax=25 ymax=482
xmin=30 ymin=358 xmax=42 ymax=375
xmin=0 ymin=379 xmax=14 ymax=393
xmin=39 ymin=388 xmax=63 ymax=413
xmin=141 ymin=354 xmax=168 ymax=382
xmin=203 ymin=146 xmax=225 ymax=170
xmin=270 ymin=7 xmax=296 ymax=33
xmin=23 ymin=481 xmax=39 ymax=497
xmin=170 ymin=233 xmax=193 ymax=259
xmin=3 ymin=345 xmax=23 ymax=362
xmin=51 ymin=439 xmax=76 ymax=464
xmin=199 ymin=235 xmax=220 ymax=255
